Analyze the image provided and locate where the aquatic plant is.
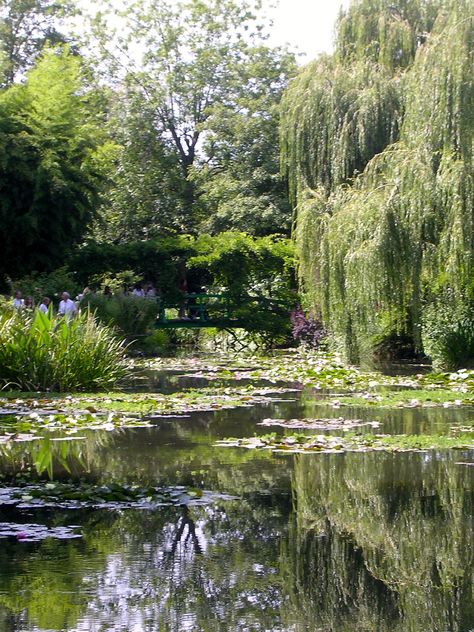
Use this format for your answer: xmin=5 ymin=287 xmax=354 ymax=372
xmin=0 ymin=310 xmax=128 ymax=391
xmin=216 ymin=431 xmax=474 ymax=453
xmin=140 ymin=351 xmax=474 ymax=391
xmin=281 ymin=0 xmax=474 ymax=367
xmin=0 ymin=481 xmax=207 ymax=508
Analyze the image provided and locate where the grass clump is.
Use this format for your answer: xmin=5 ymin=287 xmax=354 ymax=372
xmin=0 ymin=310 xmax=128 ymax=392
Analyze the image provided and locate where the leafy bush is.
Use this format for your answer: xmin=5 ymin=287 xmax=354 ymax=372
xmin=290 ymin=306 xmax=327 ymax=348
xmin=90 ymin=270 xmax=141 ymax=294
xmin=69 ymin=232 xmax=298 ymax=344
xmin=190 ymin=232 xmax=296 ymax=300
xmin=0 ymin=310 xmax=128 ymax=391
xmin=139 ymin=330 xmax=171 ymax=354
xmin=70 ymin=237 xmax=194 ymax=296
xmin=422 ymin=299 xmax=474 ymax=370
xmin=7 ymin=266 xmax=80 ymax=304
xmin=85 ymin=294 xmax=160 ymax=339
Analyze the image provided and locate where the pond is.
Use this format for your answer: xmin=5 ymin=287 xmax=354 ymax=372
xmin=0 ymin=355 xmax=473 ymax=631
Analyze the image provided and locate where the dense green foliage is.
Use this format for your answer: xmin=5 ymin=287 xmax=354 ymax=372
xmin=0 ymin=0 xmax=73 ymax=85
xmin=281 ymin=0 xmax=474 ymax=368
xmin=85 ymin=294 xmax=160 ymax=339
xmin=72 ymin=233 xmax=295 ymax=301
xmin=0 ymin=310 xmax=127 ymax=391
xmin=0 ymin=0 xmax=296 ymax=341
xmin=88 ymin=0 xmax=295 ymax=238
xmin=0 ymin=47 xmax=107 ymax=280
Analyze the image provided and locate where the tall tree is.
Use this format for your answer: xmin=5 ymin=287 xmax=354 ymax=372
xmin=196 ymin=45 xmax=296 ymax=236
xmin=89 ymin=90 xmax=186 ymax=243
xmin=89 ymin=0 xmax=296 ymax=235
xmin=0 ymin=47 xmax=108 ymax=279
xmin=0 ymin=0 xmax=73 ymax=86
xmin=281 ymin=0 xmax=474 ymax=366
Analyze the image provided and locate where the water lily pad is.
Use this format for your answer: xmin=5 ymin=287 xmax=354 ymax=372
xmin=0 ymin=521 xmax=81 ymax=542
xmin=259 ymin=417 xmax=380 ymax=430
xmin=0 ymin=482 xmax=232 ymax=510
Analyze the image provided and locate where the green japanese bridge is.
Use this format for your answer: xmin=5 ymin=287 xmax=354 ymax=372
xmin=155 ymin=293 xmax=291 ymax=329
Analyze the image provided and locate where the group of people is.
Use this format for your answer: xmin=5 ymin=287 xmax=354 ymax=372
xmin=11 ymin=291 xmax=78 ymax=317
xmin=10 ymin=282 xmax=160 ymax=316
xmin=76 ymin=283 xmax=160 ymax=301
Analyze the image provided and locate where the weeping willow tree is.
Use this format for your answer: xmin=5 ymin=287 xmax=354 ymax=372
xmin=281 ymin=0 xmax=474 ymax=366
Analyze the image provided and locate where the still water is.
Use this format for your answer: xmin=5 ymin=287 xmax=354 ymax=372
xmin=0 ymin=362 xmax=473 ymax=632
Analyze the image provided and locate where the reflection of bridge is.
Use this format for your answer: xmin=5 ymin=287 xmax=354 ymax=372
xmin=155 ymin=293 xmax=290 ymax=329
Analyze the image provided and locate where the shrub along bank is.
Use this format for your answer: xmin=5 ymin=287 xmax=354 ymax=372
xmin=0 ymin=310 xmax=128 ymax=391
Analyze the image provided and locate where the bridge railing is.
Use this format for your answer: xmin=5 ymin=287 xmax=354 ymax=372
xmin=156 ymin=293 xmax=290 ymax=326
xmin=157 ymin=293 xmax=231 ymax=324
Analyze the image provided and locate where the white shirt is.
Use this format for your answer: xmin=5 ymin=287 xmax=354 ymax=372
xmin=58 ymin=298 xmax=77 ymax=316
xmin=13 ymin=298 xmax=24 ymax=309
xmin=132 ymin=288 xmax=145 ymax=297
xmin=38 ymin=303 xmax=49 ymax=314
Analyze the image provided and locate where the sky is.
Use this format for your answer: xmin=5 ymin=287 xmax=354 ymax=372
xmin=78 ymin=0 xmax=352 ymax=63
xmin=267 ymin=0 xmax=352 ymax=61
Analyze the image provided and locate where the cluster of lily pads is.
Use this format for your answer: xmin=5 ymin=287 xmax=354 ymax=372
xmin=0 ymin=482 xmax=225 ymax=541
xmin=142 ymin=352 xmax=474 ymax=392
xmin=319 ymin=389 xmax=474 ymax=409
xmin=0 ymin=385 xmax=297 ymax=436
xmin=0 ymin=522 xmax=81 ymax=542
xmin=0 ymin=481 xmax=213 ymax=510
xmin=258 ymin=417 xmax=380 ymax=430
xmin=215 ymin=432 xmax=474 ymax=454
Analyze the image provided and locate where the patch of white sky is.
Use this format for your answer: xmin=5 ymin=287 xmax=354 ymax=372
xmin=76 ymin=0 xmax=352 ymax=63
xmin=266 ymin=0 xmax=351 ymax=61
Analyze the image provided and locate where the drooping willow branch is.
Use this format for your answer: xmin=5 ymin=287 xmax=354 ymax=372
xmin=281 ymin=0 xmax=474 ymax=364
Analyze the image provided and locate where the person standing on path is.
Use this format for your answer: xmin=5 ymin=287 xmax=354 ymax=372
xmin=38 ymin=297 xmax=51 ymax=314
xmin=12 ymin=291 xmax=24 ymax=310
xmin=58 ymin=292 xmax=77 ymax=318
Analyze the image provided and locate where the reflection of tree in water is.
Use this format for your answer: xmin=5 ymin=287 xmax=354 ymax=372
xmin=281 ymin=452 xmax=474 ymax=632
xmin=0 ymin=430 xmax=117 ymax=480
xmin=167 ymin=506 xmax=204 ymax=560
xmin=0 ymin=497 xmax=288 ymax=631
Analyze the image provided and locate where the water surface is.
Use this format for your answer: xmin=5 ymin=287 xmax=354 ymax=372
xmin=0 ymin=361 xmax=473 ymax=631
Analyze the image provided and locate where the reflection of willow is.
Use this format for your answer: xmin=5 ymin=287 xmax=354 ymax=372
xmin=281 ymin=453 xmax=474 ymax=632
xmin=0 ymin=430 xmax=117 ymax=479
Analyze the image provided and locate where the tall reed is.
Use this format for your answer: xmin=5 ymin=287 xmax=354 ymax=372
xmin=0 ymin=310 xmax=128 ymax=391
